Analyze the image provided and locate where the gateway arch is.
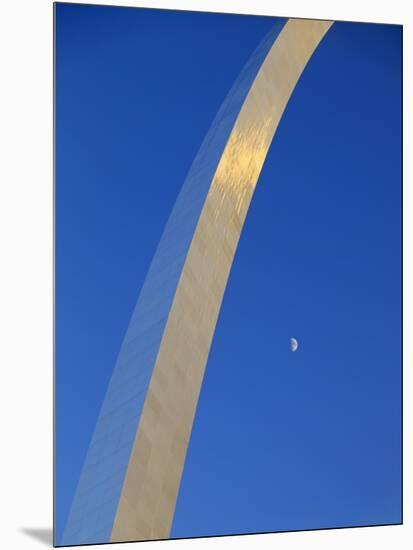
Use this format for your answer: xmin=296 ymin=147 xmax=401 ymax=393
xmin=62 ymin=17 xmax=333 ymax=545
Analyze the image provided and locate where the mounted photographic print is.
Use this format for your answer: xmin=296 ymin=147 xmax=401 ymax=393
xmin=54 ymin=2 xmax=402 ymax=546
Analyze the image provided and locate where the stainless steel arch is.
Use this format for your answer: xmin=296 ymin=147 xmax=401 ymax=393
xmin=112 ymin=18 xmax=332 ymax=542
xmin=61 ymin=17 xmax=332 ymax=546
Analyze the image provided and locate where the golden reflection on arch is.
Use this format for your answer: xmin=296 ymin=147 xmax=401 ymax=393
xmin=111 ymin=17 xmax=333 ymax=543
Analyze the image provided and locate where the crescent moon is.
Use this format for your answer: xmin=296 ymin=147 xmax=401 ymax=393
xmin=290 ymin=338 xmax=298 ymax=352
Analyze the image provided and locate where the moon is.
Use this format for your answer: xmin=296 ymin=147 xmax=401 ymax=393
xmin=290 ymin=337 xmax=298 ymax=352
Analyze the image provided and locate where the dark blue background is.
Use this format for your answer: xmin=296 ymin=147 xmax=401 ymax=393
xmin=55 ymin=3 xmax=401 ymax=541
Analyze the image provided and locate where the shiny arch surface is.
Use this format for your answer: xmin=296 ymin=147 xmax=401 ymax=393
xmin=112 ymin=17 xmax=332 ymax=543
xmin=61 ymin=16 xmax=333 ymax=546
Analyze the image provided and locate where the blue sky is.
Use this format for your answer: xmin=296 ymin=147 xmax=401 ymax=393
xmin=55 ymin=3 xmax=401 ymax=542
